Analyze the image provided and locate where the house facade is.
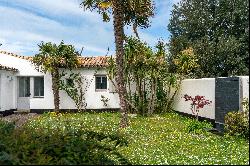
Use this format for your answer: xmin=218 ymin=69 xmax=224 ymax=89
xmin=0 ymin=50 xmax=120 ymax=115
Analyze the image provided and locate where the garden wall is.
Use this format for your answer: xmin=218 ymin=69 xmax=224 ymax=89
xmin=173 ymin=76 xmax=249 ymax=124
xmin=173 ymin=78 xmax=215 ymax=120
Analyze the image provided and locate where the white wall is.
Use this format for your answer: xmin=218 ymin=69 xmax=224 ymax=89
xmin=173 ymin=78 xmax=215 ymax=120
xmin=30 ymin=68 xmax=120 ymax=110
xmin=239 ymin=76 xmax=249 ymax=111
xmin=0 ymin=71 xmax=16 ymax=111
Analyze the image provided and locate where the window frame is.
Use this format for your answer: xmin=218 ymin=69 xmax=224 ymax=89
xmin=33 ymin=76 xmax=44 ymax=98
xmin=95 ymin=75 xmax=107 ymax=92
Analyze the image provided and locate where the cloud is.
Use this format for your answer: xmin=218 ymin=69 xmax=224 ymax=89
xmin=0 ymin=3 xmax=114 ymax=56
xmin=0 ymin=0 xmax=179 ymax=56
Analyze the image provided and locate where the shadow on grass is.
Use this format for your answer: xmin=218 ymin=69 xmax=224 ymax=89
xmin=0 ymin=124 xmax=131 ymax=165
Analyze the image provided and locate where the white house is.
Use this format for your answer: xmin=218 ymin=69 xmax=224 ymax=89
xmin=0 ymin=50 xmax=249 ymax=128
xmin=0 ymin=50 xmax=120 ymax=115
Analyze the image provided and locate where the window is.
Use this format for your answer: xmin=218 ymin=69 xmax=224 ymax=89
xmin=95 ymin=75 xmax=107 ymax=90
xmin=34 ymin=77 xmax=44 ymax=97
xmin=19 ymin=77 xmax=30 ymax=97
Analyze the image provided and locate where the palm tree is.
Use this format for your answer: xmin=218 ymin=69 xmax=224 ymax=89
xmin=80 ymin=0 xmax=154 ymax=128
xmin=32 ymin=41 xmax=79 ymax=112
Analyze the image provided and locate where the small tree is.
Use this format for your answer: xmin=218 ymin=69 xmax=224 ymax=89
xmin=183 ymin=94 xmax=212 ymax=120
xmin=32 ymin=41 xmax=79 ymax=112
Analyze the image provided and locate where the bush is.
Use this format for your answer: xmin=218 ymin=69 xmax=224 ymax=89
xmin=224 ymin=111 xmax=249 ymax=139
xmin=185 ymin=119 xmax=213 ymax=134
xmin=1 ymin=113 xmax=130 ymax=165
xmin=0 ymin=120 xmax=16 ymax=165
xmin=0 ymin=120 xmax=15 ymax=136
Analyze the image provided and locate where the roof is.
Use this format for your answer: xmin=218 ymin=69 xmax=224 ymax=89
xmin=0 ymin=50 xmax=33 ymax=61
xmin=0 ymin=50 xmax=109 ymax=68
xmin=0 ymin=64 xmax=18 ymax=72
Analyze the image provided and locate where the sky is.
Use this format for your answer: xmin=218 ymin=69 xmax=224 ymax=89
xmin=0 ymin=0 xmax=180 ymax=57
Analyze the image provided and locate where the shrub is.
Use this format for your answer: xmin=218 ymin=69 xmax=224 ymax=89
xmin=185 ymin=119 xmax=213 ymax=134
xmin=224 ymin=111 xmax=249 ymax=139
xmin=183 ymin=94 xmax=212 ymax=120
xmin=0 ymin=120 xmax=15 ymax=136
xmin=1 ymin=113 xmax=129 ymax=165
xmin=0 ymin=120 xmax=16 ymax=165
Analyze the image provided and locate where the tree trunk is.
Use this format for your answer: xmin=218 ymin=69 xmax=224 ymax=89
xmin=51 ymin=69 xmax=60 ymax=112
xmin=148 ymin=78 xmax=157 ymax=116
xmin=112 ymin=0 xmax=129 ymax=128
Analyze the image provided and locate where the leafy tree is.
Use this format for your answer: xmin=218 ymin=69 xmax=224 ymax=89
xmin=168 ymin=0 xmax=249 ymax=78
xmin=108 ymin=37 xmax=191 ymax=116
xmin=32 ymin=41 xmax=79 ymax=112
xmin=80 ymin=0 xmax=154 ymax=127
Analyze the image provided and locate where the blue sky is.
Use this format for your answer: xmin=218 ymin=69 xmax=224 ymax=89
xmin=0 ymin=0 xmax=180 ymax=56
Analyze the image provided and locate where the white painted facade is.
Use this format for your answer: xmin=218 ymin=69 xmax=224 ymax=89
xmin=0 ymin=70 xmax=17 ymax=111
xmin=29 ymin=69 xmax=120 ymax=110
xmin=0 ymin=52 xmax=120 ymax=112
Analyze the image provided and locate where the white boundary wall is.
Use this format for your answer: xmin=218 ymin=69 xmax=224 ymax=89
xmin=173 ymin=78 xmax=216 ymax=120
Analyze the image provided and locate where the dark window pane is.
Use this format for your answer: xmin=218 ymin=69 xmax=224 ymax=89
xmin=96 ymin=76 xmax=107 ymax=90
xmin=19 ymin=77 xmax=30 ymax=97
xmin=19 ymin=77 xmax=25 ymax=97
xmin=34 ymin=77 xmax=44 ymax=97
xmin=102 ymin=77 xmax=107 ymax=89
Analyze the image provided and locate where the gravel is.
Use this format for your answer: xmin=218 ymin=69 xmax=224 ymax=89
xmin=0 ymin=113 xmax=40 ymax=128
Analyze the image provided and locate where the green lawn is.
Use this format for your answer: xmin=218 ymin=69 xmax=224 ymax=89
xmin=0 ymin=112 xmax=249 ymax=165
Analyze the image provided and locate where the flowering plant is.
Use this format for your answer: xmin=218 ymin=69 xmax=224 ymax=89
xmin=183 ymin=94 xmax=212 ymax=120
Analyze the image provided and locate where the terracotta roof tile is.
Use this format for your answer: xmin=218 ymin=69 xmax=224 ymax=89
xmin=0 ymin=50 xmax=109 ymax=68
xmin=0 ymin=64 xmax=18 ymax=72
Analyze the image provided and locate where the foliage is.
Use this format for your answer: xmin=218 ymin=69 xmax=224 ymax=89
xmin=80 ymin=0 xmax=155 ymax=128
xmin=225 ymin=111 xmax=249 ymax=139
xmin=0 ymin=120 xmax=15 ymax=137
xmin=185 ymin=119 xmax=213 ymax=134
xmin=168 ymin=0 xmax=249 ymax=78
xmin=101 ymin=95 xmax=110 ymax=107
xmin=0 ymin=120 xmax=16 ymax=165
xmin=242 ymin=97 xmax=249 ymax=112
xmin=0 ymin=113 xmax=129 ymax=165
xmin=32 ymin=41 xmax=79 ymax=73
xmin=107 ymin=36 xmax=181 ymax=115
xmin=108 ymin=38 xmax=201 ymax=116
xmin=80 ymin=0 xmax=154 ymax=29
xmin=0 ymin=113 xmax=249 ymax=165
xmin=173 ymin=47 xmax=200 ymax=78
xmin=32 ymin=41 xmax=79 ymax=112
xmin=183 ymin=94 xmax=212 ymax=120
xmin=224 ymin=98 xmax=249 ymax=139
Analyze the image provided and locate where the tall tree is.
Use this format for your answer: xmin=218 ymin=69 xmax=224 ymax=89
xmin=168 ymin=0 xmax=249 ymax=78
xmin=32 ymin=41 xmax=79 ymax=112
xmin=80 ymin=0 xmax=154 ymax=128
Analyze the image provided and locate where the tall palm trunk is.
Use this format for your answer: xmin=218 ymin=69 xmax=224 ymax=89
xmin=51 ymin=69 xmax=60 ymax=112
xmin=112 ymin=0 xmax=128 ymax=128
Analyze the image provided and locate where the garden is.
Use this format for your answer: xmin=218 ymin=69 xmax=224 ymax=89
xmin=0 ymin=112 xmax=249 ymax=165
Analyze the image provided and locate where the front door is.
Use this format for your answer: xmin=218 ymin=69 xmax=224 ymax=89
xmin=17 ymin=77 xmax=31 ymax=110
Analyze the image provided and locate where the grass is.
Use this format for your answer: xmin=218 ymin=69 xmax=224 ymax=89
xmin=0 ymin=112 xmax=249 ymax=165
